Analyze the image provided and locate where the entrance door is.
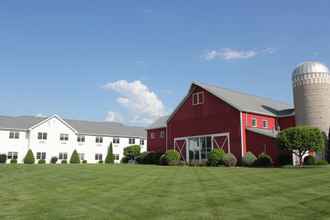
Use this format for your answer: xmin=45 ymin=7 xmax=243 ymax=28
xmin=188 ymin=136 xmax=212 ymax=164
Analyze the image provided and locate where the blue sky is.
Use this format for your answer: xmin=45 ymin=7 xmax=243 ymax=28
xmin=1 ymin=1 xmax=330 ymax=125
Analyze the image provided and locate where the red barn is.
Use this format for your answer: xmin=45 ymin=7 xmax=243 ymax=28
xmin=147 ymin=82 xmax=295 ymax=164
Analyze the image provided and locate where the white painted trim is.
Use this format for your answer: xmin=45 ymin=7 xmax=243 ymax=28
xmin=29 ymin=114 xmax=78 ymax=134
xmin=240 ymin=112 xmax=244 ymax=157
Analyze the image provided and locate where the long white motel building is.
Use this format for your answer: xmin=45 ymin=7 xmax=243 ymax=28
xmin=0 ymin=115 xmax=147 ymax=163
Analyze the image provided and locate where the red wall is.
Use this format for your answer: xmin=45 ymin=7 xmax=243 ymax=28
xmin=167 ymin=85 xmax=243 ymax=160
xmin=147 ymin=128 xmax=167 ymax=153
xmin=246 ymin=130 xmax=281 ymax=165
xmin=278 ymin=116 xmax=295 ymax=130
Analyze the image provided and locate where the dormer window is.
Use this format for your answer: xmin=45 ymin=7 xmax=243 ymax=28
xmin=192 ymin=92 xmax=204 ymax=105
xmin=252 ymin=118 xmax=257 ymax=127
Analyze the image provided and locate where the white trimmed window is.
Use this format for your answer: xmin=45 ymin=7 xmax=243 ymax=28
xmin=37 ymin=152 xmax=46 ymax=160
xmin=77 ymin=135 xmax=85 ymax=143
xmin=60 ymin=134 xmax=69 ymax=141
xmin=95 ymin=153 xmax=103 ymax=161
xmin=113 ymin=137 xmax=120 ymax=144
xmin=150 ymin=132 xmax=155 ymax=139
xmin=8 ymin=152 xmax=18 ymax=160
xmin=160 ymin=131 xmax=165 ymax=139
xmin=263 ymin=120 xmax=269 ymax=128
xmin=114 ymin=154 xmax=120 ymax=160
xmin=38 ymin=132 xmax=47 ymax=140
xmin=59 ymin=152 xmax=68 ymax=160
xmin=129 ymin=138 xmax=135 ymax=145
xmin=252 ymin=118 xmax=257 ymax=127
xmin=140 ymin=139 xmax=145 ymax=145
xmin=192 ymin=91 xmax=204 ymax=105
xmin=96 ymin=136 xmax=103 ymax=143
xmin=9 ymin=131 xmax=19 ymax=139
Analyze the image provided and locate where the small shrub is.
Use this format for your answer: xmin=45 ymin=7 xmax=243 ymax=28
xmin=23 ymin=149 xmax=35 ymax=164
xmin=277 ymin=153 xmax=292 ymax=166
xmin=316 ymin=160 xmax=328 ymax=166
xmin=70 ymin=150 xmax=80 ymax=164
xmin=82 ymin=160 xmax=87 ymax=164
xmin=303 ymin=155 xmax=316 ymax=165
xmin=61 ymin=160 xmax=67 ymax=164
xmin=38 ymin=159 xmax=46 ymax=164
xmin=121 ymin=156 xmax=129 ymax=164
xmin=98 ymin=160 xmax=103 ymax=164
xmin=207 ymin=149 xmax=225 ymax=166
xmin=241 ymin=151 xmax=257 ymax=167
xmin=159 ymin=150 xmax=180 ymax=166
xmin=254 ymin=153 xmax=273 ymax=167
xmin=10 ymin=159 xmax=17 ymax=164
xmin=51 ymin=157 xmax=58 ymax=164
xmin=105 ymin=143 xmax=115 ymax=164
xmin=0 ymin=154 xmax=7 ymax=163
xmin=136 ymin=151 xmax=163 ymax=164
xmin=123 ymin=145 xmax=141 ymax=160
xmin=223 ymin=153 xmax=237 ymax=167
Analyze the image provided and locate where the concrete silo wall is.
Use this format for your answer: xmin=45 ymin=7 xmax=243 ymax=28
xmin=293 ymin=72 xmax=330 ymax=134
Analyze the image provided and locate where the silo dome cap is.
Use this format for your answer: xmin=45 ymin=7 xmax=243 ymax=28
xmin=293 ymin=61 xmax=329 ymax=76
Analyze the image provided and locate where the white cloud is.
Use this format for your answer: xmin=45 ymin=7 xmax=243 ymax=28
xmin=203 ymin=48 xmax=275 ymax=61
xmin=105 ymin=111 xmax=124 ymax=123
xmin=103 ymin=80 xmax=166 ymax=125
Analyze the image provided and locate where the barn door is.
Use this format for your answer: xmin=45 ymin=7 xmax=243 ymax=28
xmin=213 ymin=134 xmax=230 ymax=153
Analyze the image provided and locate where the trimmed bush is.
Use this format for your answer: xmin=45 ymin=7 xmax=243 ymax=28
xmin=38 ymin=159 xmax=46 ymax=164
xmin=207 ymin=149 xmax=225 ymax=166
xmin=123 ymin=145 xmax=141 ymax=160
xmin=61 ymin=160 xmax=67 ymax=164
xmin=316 ymin=160 xmax=328 ymax=166
xmin=10 ymin=159 xmax=17 ymax=164
xmin=70 ymin=150 xmax=80 ymax=164
xmin=98 ymin=160 xmax=104 ymax=164
xmin=121 ymin=156 xmax=129 ymax=164
xmin=160 ymin=150 xmax=180 ymax=166
xmin=23 ymin=149 xmax=35 ymax=164
xmin=277 ymin=153 xmax=292 ymax=166
xmin=82 ymin=160 xmax=87 ymax=164
xmin=254 ymin=153 xmax=273 ymax=167
xmin=136 ymin=151 xmax=163 ymax=164
xmin=303 ymin=155 xmax=316 ymax=165
xmin=0 ymin=154 xmax=7 ymax=163
xmin=105 ymin=143 xmax=115 ymax=164
xmin=51 ymin=157 xmax=58 ymax=164
xmin=241 ymin=151 xmax=257 ymax=167
xmin=223 ymin=153 xmax=237 ymax=167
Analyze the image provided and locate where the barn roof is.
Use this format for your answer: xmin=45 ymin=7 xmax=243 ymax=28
xmin=193 ymin=82 xmax=294 ymax=117
xmin=0 ymin=115 xmax=147 ymax=138
xmin=147 ymin=116 xmax=169 ymax=129
xmin=246 ymin=127 xmax=279 ymax=138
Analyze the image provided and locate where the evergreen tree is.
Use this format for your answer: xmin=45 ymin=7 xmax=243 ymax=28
xmin=70 ymin=150 xmax=80 ymax=164
xmin=23 ymin=149 xmax=35 ymax=164
xmin=105 ymin=143 xmax=115 ymax=164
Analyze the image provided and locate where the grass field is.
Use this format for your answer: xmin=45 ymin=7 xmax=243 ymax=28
xmin=1 ymin=165 xmax=330 ymax=220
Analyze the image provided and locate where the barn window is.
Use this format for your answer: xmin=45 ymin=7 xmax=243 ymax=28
xmin=252 ymin=118 xmax=257 ymax=127
xmin=263 ymin=120 xmax=268 ymax=128
xmin=192 ymin=92 xmax=204 ymax=105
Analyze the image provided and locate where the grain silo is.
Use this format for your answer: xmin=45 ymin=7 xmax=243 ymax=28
xmin=292 ymin=61 xmax=330 ymax=135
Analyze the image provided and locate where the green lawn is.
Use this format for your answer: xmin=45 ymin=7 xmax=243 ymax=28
xmin=1 ymin=165 xmax=330 ymax=220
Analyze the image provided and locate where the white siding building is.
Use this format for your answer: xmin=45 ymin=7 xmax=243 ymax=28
xmin=0 ymin=115 xmax=147 ymax=163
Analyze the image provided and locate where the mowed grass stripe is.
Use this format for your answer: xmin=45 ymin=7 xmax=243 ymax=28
xmin=1 ymin=165 xmax=330 ymax=220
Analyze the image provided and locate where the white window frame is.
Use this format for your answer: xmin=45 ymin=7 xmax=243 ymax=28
xmin=252 ymin=118 xmax=257 ymax=127
xmin=114 ymin=154 xmax=120 ymax=160
xmin=59 ymin=152 xmax=68 ymax=160
xmin=140 ymin=139 xmax=145 ymax=145
xmin=96 ymin=136 xmax=103 ymax=144
xmin=263 ymin=120 xmax=269 ymax=128
xmin=95 ymin=153 xmax=103 ymax=161
xmin=9 ymin=131 xmax=20 ymax=139
xmin=150 ymin=132 xmax=155 ymax=139
xmin=8 ymin=152 xmax=18 ymax=160
xmin=113 ymin=137 xmax=120 ymax=144
xmin=77 ymin=135 xmax=85 ymax=143
xmin=192 ymin=91 xmax=204 ymax=105
xmin=60 ymin=134 xmax=69 ymax=142
xmin=79 ymin=153 xmax=85 ymax=161
xmin=129 ymin=138 xmax=135 ymax=145
xmin=38 ymin=132 xmax=48 ymax=140
xmin=37 ymin=152 xmax=46 ymax=160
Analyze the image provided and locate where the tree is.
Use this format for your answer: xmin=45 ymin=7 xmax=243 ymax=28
xmin=70 ymin=150 xmax=80 ymax=164
xmin=105 ymin=143 xmax=115 ymax=164
xmin=327 ymin=127 xmax=330 ymax=163
xmin=123 ymin=145 xmax=141 ymax=160
xmin=277 ymin=126 xmax=325 ymax=166
xmin=24 ymin=149 xmax=35 ymax=164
